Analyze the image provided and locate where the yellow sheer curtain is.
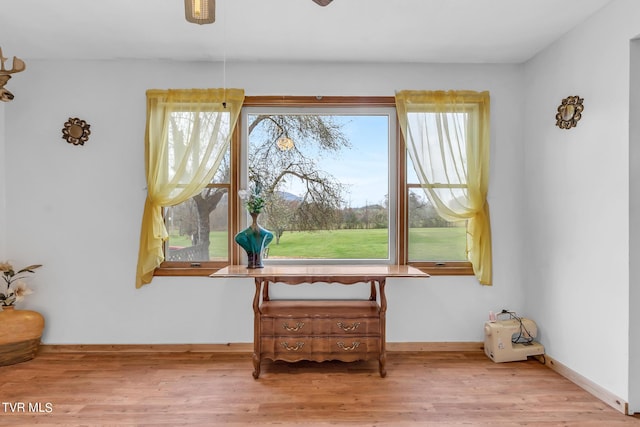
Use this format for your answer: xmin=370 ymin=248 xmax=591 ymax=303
xmin=136 ymin=88 xmax=245 ymax=288
xmin=395 ymin=90 xmax=492 ymax=285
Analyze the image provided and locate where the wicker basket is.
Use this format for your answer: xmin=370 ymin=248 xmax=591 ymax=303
xmin=0 ymin=306 xmax=44 ymax=366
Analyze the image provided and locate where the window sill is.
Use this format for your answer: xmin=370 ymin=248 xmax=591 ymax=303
xmin=154 ymin=261 xmax=228 ymax=277
xmin=154 ymin=262 xmax=473 ymax=278
xmin=408 ymin=262 xmax=474 ymax=276
xmin=154 ymin=267 xmax=221 ymax=277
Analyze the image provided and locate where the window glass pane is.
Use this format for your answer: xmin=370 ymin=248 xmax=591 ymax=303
xmin=407 ymin=189 xmax=467 ymax=262
xmin=246 ymin=111 xmax=391 ymax=261
xmin=405 ymin=111 xmax=469 ymax=185
xmin=165 ymin=189 xmax=229 ymax=262
xmin=407 ymin=153 xmax=419 ymax=183
xmin=167 ymin=110 xmax=231 ymax=185
xmin=162 ymin=109 xmax=231 ymax=263
xmin=405 ymin=109 xmax=470 ymax=263
xmin=211 ymin=149 xmax=230 ymax=184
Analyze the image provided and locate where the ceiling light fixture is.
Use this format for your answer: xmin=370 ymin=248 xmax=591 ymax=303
xmin=185 ymin=0 xmax=328 ymax=26
xmin=276 ymin=136 xmax=294 ymax=151
xmin=185 ymin=0 xmax=215 ymax=25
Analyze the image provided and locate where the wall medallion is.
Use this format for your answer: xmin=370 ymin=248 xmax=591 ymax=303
xmin=62 ymin=118 xmax=91 ymax=145
xmin=555 ymin=96 xmax=584 ymax=129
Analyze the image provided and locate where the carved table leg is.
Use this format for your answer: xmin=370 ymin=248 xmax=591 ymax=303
xmin=252 ymin=353 xmax=261 ymax=379
xmin=379 ymin=278 xmax=387 ymax=378
xmin=369 ymin=280 xmax=377 ymax=301
xmin=379 ymin=353 xmax=387 ymax=378
xmin=253 ymin=278 xmax=263 ymax=379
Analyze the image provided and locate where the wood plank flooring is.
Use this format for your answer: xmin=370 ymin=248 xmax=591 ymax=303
xmin=0 ymin=350 xmax=637 ymax=426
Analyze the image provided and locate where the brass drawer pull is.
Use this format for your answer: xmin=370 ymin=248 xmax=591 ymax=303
xmin=281 ymin=342 xmax=305 ymax=351
xmin=336 ymin=321 xmax=361 ymax=332
xmin=337 ymin=341 xmax=361 ymax=351
xmin=282 ymin=322 xmax=305 ymax=332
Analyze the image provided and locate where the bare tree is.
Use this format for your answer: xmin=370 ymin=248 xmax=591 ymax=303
xmin=262 ymin=193 xmax=294 ymax=244
xmin=169 ymin=159 xmax=229 ymax=260
xmin=171 ymin=114 xmax=350 ymax=258
xmin=248 ymin=114 xmax=349 ymax=234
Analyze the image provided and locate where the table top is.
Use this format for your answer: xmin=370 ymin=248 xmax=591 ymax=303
xmin=211 ymin=265 xmax=429 ymax=282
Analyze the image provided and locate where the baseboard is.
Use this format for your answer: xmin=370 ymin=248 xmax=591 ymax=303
xmin=39 ymin=343 xmax=254 ymax=353
xmin=536 ymin=354 xmax=629 ymax=415
xmin=387 ymin=341 xmax=484 ymax=352
xmin=40 ymin=341 xmax=484 ymax=354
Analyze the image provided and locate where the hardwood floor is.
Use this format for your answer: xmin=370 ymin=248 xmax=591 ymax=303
xmin=0 ymin=350 xmax=637 ymax=426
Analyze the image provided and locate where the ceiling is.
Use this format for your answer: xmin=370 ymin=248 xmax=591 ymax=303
xmin=0 ymin=0 xmax=613 ymax=64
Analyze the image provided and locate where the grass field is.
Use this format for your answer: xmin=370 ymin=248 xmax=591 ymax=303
xmin=168 ymin=231 xmax=228 ymax=259
xmin=168 ymin=227 xmax=466 ymax=261
xmin=267 ymin=229 xmax=389 ymax=259
xmin=408 ymin=227 xmax=467 ymax=261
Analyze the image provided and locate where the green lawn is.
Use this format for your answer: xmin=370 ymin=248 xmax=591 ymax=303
xmin=267 ymin=229 xmax=389 ymax=259
xmin=168 ymin=231 xmax=229 ymax=259
xmin=408 ymin=227 xmax=467 ymax=261
xmin=168 ymin=227 xmax=466 ymax=261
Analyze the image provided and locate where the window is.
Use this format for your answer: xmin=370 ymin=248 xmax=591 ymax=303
xmin=155 ymin=95 xmax=475 ymax=277
xmin=405 ymin=119 xmax=469 ymax=263
xmin=396 ymin=90 xmax=490 ymax=281
xmin=163 ymin=167 xmax=230 ymax=264
xmin=407 ymin=189 xmax=468 ymax=262
xmin=158 ymin=116 xmax=233 ymax=272
xmin=141 ymin=89 xmax=243 ymax=283
xmin=241 ymin=105 xmax=396 ymax=264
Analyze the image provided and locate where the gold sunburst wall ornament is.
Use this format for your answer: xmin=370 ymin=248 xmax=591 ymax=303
xmin=62 ymin=118 xmax=91 ymax=146
xmin=555 ymin=96 xmax=584 ymax=129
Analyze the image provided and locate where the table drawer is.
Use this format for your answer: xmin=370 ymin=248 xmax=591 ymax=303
xmin=261 ymin=336 xmax=380 ymax=362
xmin=261 ymin=317 xmax=380 ymax=336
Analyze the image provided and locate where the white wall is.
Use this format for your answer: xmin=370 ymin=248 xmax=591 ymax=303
xmin=4 ymin=60 xmax=525 ymax=345
xmin=0 ymin=102 xmax=5 ymax=259
xmin=629 ymin=38 xmax=640 ymax=414
xmin=523 ymin=0 xmax=640 ymax=407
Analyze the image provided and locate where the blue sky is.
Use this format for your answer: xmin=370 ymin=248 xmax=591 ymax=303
xmin=284 ymin=114 xmax=390 ymax=208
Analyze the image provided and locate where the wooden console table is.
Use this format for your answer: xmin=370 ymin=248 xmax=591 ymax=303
xmin=212 ymin=265 xmax=428 ymax=378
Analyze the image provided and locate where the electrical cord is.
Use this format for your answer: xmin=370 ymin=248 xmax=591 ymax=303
xmin=496 ymin=310 xmax=535 ymax=344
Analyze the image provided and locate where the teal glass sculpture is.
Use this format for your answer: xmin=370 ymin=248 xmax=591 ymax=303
xmin=235 ymin=213 xmax=274 ymax=268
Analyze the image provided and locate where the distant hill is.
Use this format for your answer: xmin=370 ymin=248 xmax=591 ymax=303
xmin=278 ymin=191 xmax=302 ymax=202
xmin=350 ymin=204 xmax=384 ymax=211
